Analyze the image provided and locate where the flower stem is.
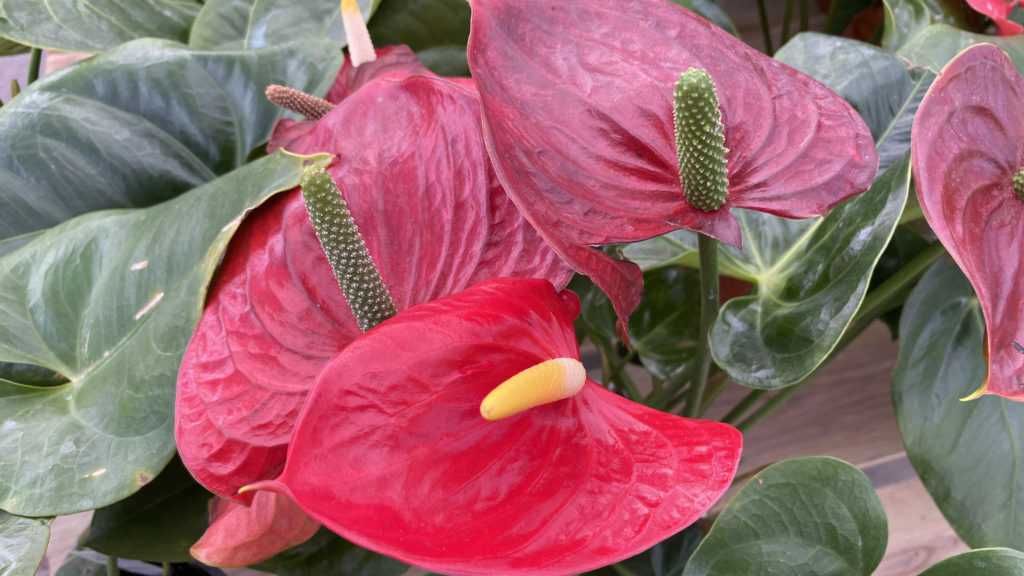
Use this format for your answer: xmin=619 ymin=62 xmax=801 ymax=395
xmin=107 ymin=556 xmax=120 ymax=576
xmin=781 ymin=0 xmax=795 ymax=45
xmin=756 ymin=0 xmax=774 ymax=54
xmin=735 ymin=240 xmax=947 ymax=433
xmin=799 ymin=0 xmax=810 ymax=32
xmin=720 ymin=388 xmax=768 ymax=426
xmin=28 ymin=48 xmax=41 ymax=84
xmin=684 ymin=233 xmax=719 ymax=418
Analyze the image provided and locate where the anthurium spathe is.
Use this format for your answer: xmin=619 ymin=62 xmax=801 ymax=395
xmin=467 ymin=0 xmax=878 ymax=334
xmin=255 ymin=277 xmax=742 ymax=576
xmin=911 ymin=44 xmax=1024 ymax=400
xmin=175 ymin=74 xmax=572 ymax=506
xmin=966 ymin=0 xmax=1024 ymax=36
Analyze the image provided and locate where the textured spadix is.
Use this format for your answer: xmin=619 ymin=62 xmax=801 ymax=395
xmin=911 ymin=44 xmax=1024 ymax=399
xmin=468 ymin=0 xmax=878 ymax=336
xmin=258 ymin=278 xmax=742 ymax=576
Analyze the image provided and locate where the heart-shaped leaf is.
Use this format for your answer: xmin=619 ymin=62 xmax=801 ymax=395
xmin=188 ymin=0 xmax=375 ymax=50
xmin=81 ymin=457 xmax=210 ymax=562
xmin=265 ymin=278 xmax=741 ymax=576
xmin=775 ymin=32 xmax=936 ymax=174
xmin=0 ymin=512 xmax=50 ymax=576
xmin=707 ymin=153 xmax=909 ymax=389
xmin=0 ymin=151 xmax=328 ymax=517
xmin=682 ymin=456 xmax=887 ymax=576
xmin=893 ymin=259 xmax=1024 ymax=548
xmin=917 ymin=548 xmax=1024 ymax=575
xmin=911 ymin=44 xmax=1024 ymax=399
xmin=898 ymin=23 xmax=1024 ymax=72
xmin=255 ymin=529 xmax=408 ymax=576
xmin=367 ymin=0 xmax=472 ymax=76
xmin=0 ymin=0 xmax=200 ymax=51
xmin=0 ymin=38 xmax=342 ymax=242
xmin=468 ymin=0 xmax=877 ymax=338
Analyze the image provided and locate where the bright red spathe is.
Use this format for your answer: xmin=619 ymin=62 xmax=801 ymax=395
xmin=467 ymin=0 xmax=878 ymax=337
xmin=256 ymin=278 xmax=742 ymax=576
xmin=911 ymin=44 xmax=1024 ymax=399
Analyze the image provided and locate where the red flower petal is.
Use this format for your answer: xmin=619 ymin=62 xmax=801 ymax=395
xmin=468 ymin=0 xmax=877 ymax=328
xmin=911 ymin=44 xmax=1024 ymax=399
xmin=261 ymin=278 xmax=742 ymax=576
xmin=966 ymin=0 xmax=1024 ymax=35
xmin=190 ymin=492 xmax=320 ymax=567
xmin=268 ymin=46 xmax=434 ymax=153
xmin=176 ymin=75 xmax=572 ymax=501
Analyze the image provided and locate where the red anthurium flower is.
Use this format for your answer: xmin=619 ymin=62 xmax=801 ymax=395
xmin=966 ymin=0 xmax=1024 ymax=36
xmin=190 ymin=492 xmax=320 ymax=567
xmin=253 ymin=277 xmax=742 ymax=576
xmin=912 ymin=44 xmax=1024 ymax=400
xmin=467 ymin=0 xmax=878 ymax=335
xmin=175 ymin=74 xmax=572 ymax=509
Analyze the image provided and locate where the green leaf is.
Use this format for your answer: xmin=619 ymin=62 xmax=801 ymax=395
xmin=682 ymin=457 xmax=887 ymax=576
xmin=775 ymin=33 xmax=935 ymax=175
xmin=0 ymin=511 xmax=50 ymax=576
xmin=0 ymin=151 xmax=329 ymax=517
xmin=667 ymin=0 xmax=738 ymax=37
xmin=189 ymin=0 xmax=376 ymax=50
xmin=882 ymin=0 xmax=932 ymax=51
xmin=579 ymin=267 xmax=702 ymax=382
xmin=917 ymin=548 xmax=1024 ymax=575
xmin=0 ymin=38 xmax=342 ymax=242
xmin=585 ymin=525 xmax=704 ymax=576
xmin=897 ymin=24 xmax=1024 ymax=73
xmin=0 ymin=37 xmax=28 ymax=56
xmin=0 ymin=0 xmax=200 ymax=52
xmin=81 ymin=457 xmax=211 ymax=562
xmin=893 ymin=259 xmax=1024 ymax=549
xmin=367 ymin=0 xmax=471 ymax=76
xmin=706 ymin=154 xmax=908 ymax=389
xmin=255 ymin=528 xmax=408 ymax=576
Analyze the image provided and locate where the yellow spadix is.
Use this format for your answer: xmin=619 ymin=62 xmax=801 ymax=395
xmin=480 ymin=358 xmax=586 ymax=421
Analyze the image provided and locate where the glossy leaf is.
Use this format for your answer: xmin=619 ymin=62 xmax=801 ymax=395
xmin=0 ymin=512 xmax=50 ymax=576
xmin=775 ymin=32 xmax=936 ymax=175
xmin=0 ymin=151 xmax=327 ymax=517
xmin=883 ymin=0 xmax=933 ymax=50
xmin=175 ymin=75 xmax=572 ymax=503
xmin=918 ymin=548 xmax=1024 ymax=575
xmin=893 ymin=259 xmax=1024 ymax=548
xmin=682 ymin=457 xmax=887 ymax=576
xmin=367 ymin=0 xmax=472 ymax=76
xmin=898 ymin=24 xmax=1024 ymax=72
xmin=911 ymin=44 xmax=1024 ymax=399
xmin=265 ymin=278 xmax=742 ymax=576
xmin=0 ymin=0 xmax=199 ymax=51
xmin=707 ymin=154 xmax=909 ymax=389
xmin=188 ymin=0 xmax=375 ymax=50
xmin=81 ymin=458 xmax=210 ymax=562
xmin=468 ymin=0 xmax=877 ymax=336
xmin=255 ymin=528 xmax=408 ymax=576
xmin=191 ymin=493 xmax=319 ymax=567
xmin=0 ymin=38 xmax=342 ymax=242
xmin=580 ymin=267 xmax=703 ymax=382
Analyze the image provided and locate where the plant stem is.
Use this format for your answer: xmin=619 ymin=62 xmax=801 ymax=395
xmin=107 ymin=556 xmax=120 ymax=576
xmin=684 ymin=233 xmax=719 ymax=418
xmin=611 ymin=564 xmax=641 ymax=576
xmin=28 ymin=48 xmax=41 ymax=84
xmin=781 ymin=0 xmax=796 ymax=45
xmin=799 ymin=0 xmax=810 ymax=32
xmin=756 ymin=0 xmax=774 ymax=53
xmin=162 ymin=563 xmax=171 ymax=576
xmin=734 ymin=241 xmax=947 ymax=433
xmin=720 ymin=388 xmax=768 ymax=426
xmin=697 ymin=371 xmax=729 ymax=415
xmin=581 ymin=323 xmax=641 ymax=400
